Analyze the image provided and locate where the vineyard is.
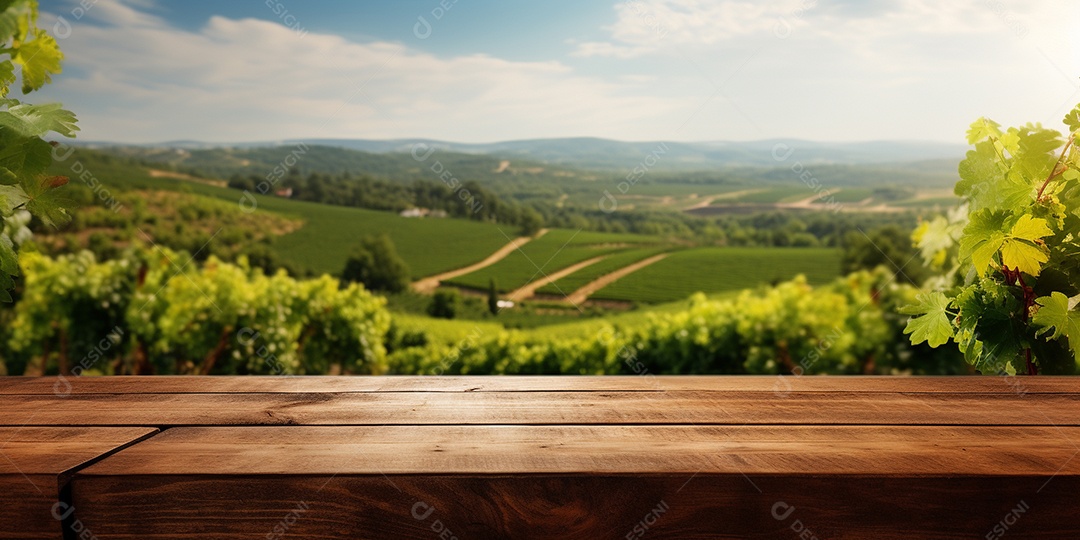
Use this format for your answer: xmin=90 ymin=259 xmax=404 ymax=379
xmin=534 ymin=246 xmax=671 ymax=297
xmin=2 ymin=248 xmax=389 ymax=376
xmin=47 ymin=151 xmax=512 ymax=278
xmin=0 ymin=246 xmax=966 ymax=377
xmin=440 ymin=229 xmax=663 ymax=292
xmin=590 ymin=247 xmax=842 ymax=303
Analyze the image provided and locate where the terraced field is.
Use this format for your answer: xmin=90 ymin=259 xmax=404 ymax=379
xmin=53 ymin=152 xmax=511 ymax=277
xmin=444 ymin=229 xmax=662 ymax=292
xmin=534 ymin=247 xmax=672 ymax=297
xmin=811 ymin=188 xmax=873 ymax=203
xmin=269 ymin=202 xmax=510 ymax=278
xmin=591 ymin=247 xmax=842 ymax=303
xmin=730 ymin=188 xmax=802 ymax=204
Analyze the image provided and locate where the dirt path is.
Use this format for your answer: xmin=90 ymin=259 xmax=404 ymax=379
xmin=148 ymin=169 xmax=227 ymax=187
xmin=562 ymin=253 xmax=670 ymax=305
xmin=412 ymin=229 xmax=549 ymax=293
xmin=778 ymin=189 xmax=843 ymax=209
xmin=682 ymin=189 xmax=766 ymax=211
xmin=505 ymin=255 xmax=607 ymax=302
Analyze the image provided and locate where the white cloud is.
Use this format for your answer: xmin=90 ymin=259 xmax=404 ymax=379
xmin=29 ymin=0 xmax=1080 ymax=145
xmin=36 ymin=1 xmax=685 ymax=143
xmin=574 ymin=0 xmax=1068 ymax=58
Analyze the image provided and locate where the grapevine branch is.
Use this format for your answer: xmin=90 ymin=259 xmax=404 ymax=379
xmin=1001 ymin=265 xmax=1038 ymax=375
xmin=1037 ymin=135 xmax=1074 ymax=202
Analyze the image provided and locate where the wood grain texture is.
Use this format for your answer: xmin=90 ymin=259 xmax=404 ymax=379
xmin=0 ymin=427 xmax=157 ymax=539
xmin=7 ymin=375 xmax=1080 ymax=538
xmin=1 ymin=390 xmax=1077 ymax=426
xmin=77 ymin=425 xmax=1080 ymax=477
xmin=1 ymin=375 xmax=1074 ymax=394
xmin=70 ymin=474 xmax=1080 ymax=539
xmin=70 ymin=425 xmax=1080 ymax=538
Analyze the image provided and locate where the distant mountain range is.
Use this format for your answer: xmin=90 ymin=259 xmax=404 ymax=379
xmin=71 ymin=137 xmax=968 ymax=171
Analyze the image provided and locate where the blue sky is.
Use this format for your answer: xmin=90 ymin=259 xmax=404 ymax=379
xmin=32 ymin=0 xmax=1080 ymax=144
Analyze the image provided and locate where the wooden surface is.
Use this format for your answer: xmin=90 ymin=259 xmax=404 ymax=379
xmin=0 ymin=427 xmax=157 ymax=539
xmin=5 ymin=376 xmax=1079 ymax=538
xmin=2 ymin=374 xmax=1074 ymax=393
xmin=2 ymin=390 xmax=1079 ymax=427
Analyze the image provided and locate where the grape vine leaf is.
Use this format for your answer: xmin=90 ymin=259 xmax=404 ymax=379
xmin=900 ymin=291 xmax=954 ymax=347
xmin=1032 ymin=292 xmax=1080 ymax=362
xmin=0 ymin=0 xmax=30 ymax=41
xmin=913 ymin=216 xmax=961 ymax=261
xmin=0 ymin=60 xmax=14 ymax=97
xmin=959 ymin=210 xmax=1008 ymax=276
xmin=1000 ymin=215 xmax=1052 ymax=275
xmin=966 ymin=117 xmax=1003 ymax=144
xmin=0 ymin=101 xmax=78 ymax=137
xmin=0 ymin=128 xmax=52 ymax=183
xmin=13 ymin=28 xmax=63 ymax=94
xmin=0 ymin=232 xmax=15 ymax=302
xmin=18 ymin=176 xmax=69 ymax=227
xmin=1012 ymin=125 xmax=1063 ymax=180
xmin=956 ymin=141 xmax=1001 ymax=198
xmin=957 ymin=141 xmax=1033 ymax=211
xmin=1064 ymin=104 xmax=1080 ymax=133
xmin=0 ymin=183 xmax=28 ymax=213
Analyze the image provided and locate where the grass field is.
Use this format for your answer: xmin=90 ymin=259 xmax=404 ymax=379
xmin=893 ymin=196 xmax=959 ymax=207
xmin=445 ymin=229 xmax=661 ymax=292
xmin=627 ymin=183 xmax=748 ymax=197
xmin=730 ymin=188 xmax=800 ymax=204
xmin=534 ymin=246 xmax=672 ymax=297
xmin=590 ymin=247 xmax=842 ymax=303
xmin=55 ymin=153 xmax=512 ymax=277
xmin=262 ymin=200 xmax=509 ymax=277
xmin=170 ymin=189 xmax=510 ymax=278
xmin=813 ymin=188 xmax=873 ymax=203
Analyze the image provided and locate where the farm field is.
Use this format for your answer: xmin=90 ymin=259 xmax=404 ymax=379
xmin=169 ymin=184 xmax=511 ymax=278
xmin=811 ymin=188 xmax=873 ymax=203
xmin=51 ymin=152 xmax=511 ymax=277
xmin=265 ymin=200 xmax=509 ymax=278
xmin=444 ymin=229 xmax=662 ymax=292
xmin=534 ymin=246 xmax=673 ymax=297
xmin=893 ymin=196 xmax=960 ymax=207
xmin=626 ymin=183 xmax=748 ymax=197
xmin=591 ymin=247 xmax=842 ymax=303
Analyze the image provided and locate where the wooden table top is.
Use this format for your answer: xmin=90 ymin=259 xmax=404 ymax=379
xmin=2 ymin=375 xmax=1076 ymax=539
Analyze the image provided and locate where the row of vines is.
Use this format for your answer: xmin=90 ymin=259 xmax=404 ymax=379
xmin=0 ymin=246 xmax=969 ymax=376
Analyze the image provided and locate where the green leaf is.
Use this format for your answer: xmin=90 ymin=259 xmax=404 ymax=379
xmin=1032 ymin=292 xmax=1080 ymax=363
xmin=998 ymin=215 xmax=1052 ymax=276
xmin=1011 ymin=124 xmax=1063 ymax=181
xmin=900 ymin=291 xmax=955 ymax=347
xmin=13 ymin=28 xmax=63 ymax=94
xmin=0 ymin=232 xmax=15 ymax=302
xmin=1000 ymin=240 xmax=1048 ymax=275
xmin=0 ymin=183 xmax=28 ymax=214
xmin=1064 ymin=103 xmax=1080 ymax=133
xmin=0 ymin=102 xmax=78 ymax=137
xmin=18 ymin=175 xmax=69 ymax=227
xmin=966 ymin=117 xmax=1003 ymax=145
xmin=1009 ymin=214 xmax=1053 ymax=241
xmin=0 ymin=60 xmax=14 ymax=98
xmin=0 ymin=0 xmax=31 ymax=44
xmin=968 ymin=233 xmax=1005 ymax=276
xmin=0 ymin=127 xmax=52 ymax=182
xmin=959 ymin=210 xmax=1009 ymax=276
xmin=956 ymin=141 xmax=1002 ymax=198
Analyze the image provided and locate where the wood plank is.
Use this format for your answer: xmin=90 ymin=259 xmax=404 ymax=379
xmin=0 ymin=390 xmax=1076 ymax=426
xmin=71 ymin=426 xmax=1080 ymax=538
xmin=76 ymin=425 xmax=1080 ymax=476
xmin=0 ymin=375 xmax=1072 ymax=395
xmin=0 ymin=427 xmax=157 ymax=539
